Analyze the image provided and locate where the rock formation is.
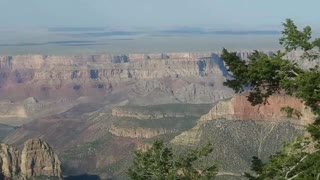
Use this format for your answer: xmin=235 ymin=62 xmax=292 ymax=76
xmin=171 ymin=95 xmax=314 ymax=176
xmin=199 ymin=95 xmax=315 ymax=125
xmin=111 ymin=104 xmax=210 ymax=120
xmin=0 ymin=52 xmax=233 ymax=103
xmin=109 ymin=125 xmax=178 ymax=138
xmin=0 ymin=144 xmax=20 ymax=178
xmin=0 ymin=139 xmax=62 ymax=180
xmin=21 ymin=139 xmax=62 ymax=178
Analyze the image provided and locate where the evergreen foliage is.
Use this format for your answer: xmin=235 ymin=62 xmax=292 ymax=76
xmin=127 ymin=19 xmax=320 ymax=180
xmin=222 ymin=19 xmax=320 ymax=179
xmin=127 ymin=140 xmax=217 ymax=180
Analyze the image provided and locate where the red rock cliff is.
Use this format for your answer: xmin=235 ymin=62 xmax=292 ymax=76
xmin=199 ymin=95 xmax=315 ymax=126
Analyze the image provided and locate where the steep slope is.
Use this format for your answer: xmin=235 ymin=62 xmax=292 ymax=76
xmin=171 ymin=95 xmax=314 ymax=177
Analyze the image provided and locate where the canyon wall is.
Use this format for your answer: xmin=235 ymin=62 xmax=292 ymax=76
xmin=0 ymin=52 xmax=233 ymax=103
xmin=109 ymin=125 xmax=178 ymax=138
xmin=173 ymin=95 xmax=314 ymax=146
xmin=171 ymin=95 xmax=311 ymax=176
xmin=199 ymin=95 xmax=315 ymax=125
xmin=0 ymin=53 xmax=224 ymax=83
xmin=1 ymin=50 xmax=309 ymax=104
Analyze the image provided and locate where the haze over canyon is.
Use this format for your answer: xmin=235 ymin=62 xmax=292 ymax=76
xmin=0 ymin=50 xmax=318 ymax=179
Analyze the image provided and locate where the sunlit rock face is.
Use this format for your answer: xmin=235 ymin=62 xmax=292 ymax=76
xmin=0 ymin=143 xmax=20 ymax=178
xmin=171 ymin=95 xmax=313 ymax=176
xmin=0 ymin=139 xmax=62 ymax=180
xmin=199 ymin=95 xmax=315 ymax=125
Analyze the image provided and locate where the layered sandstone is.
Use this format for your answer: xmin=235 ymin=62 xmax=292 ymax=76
xmin=0 ymin=139 xmax=61 ymax=179
xmin=109 ymin=125 xmax=178 ymax=138
xmin=112 ymin=105 xmax=200 ymax=119
xmin=199 ymin=95 xmax=315 ymax=125
xmin=172 ymin=95 xmax=315 ymax=147
xmin=0 ymin=53 xmax=224 ymax=83
xmin=171 ymin=95 xmax=309 ymax=176
xmin=3 ymin=50 xmax=296 ymax=109
xmin=112 ymin=107 xmax=177 ymax=119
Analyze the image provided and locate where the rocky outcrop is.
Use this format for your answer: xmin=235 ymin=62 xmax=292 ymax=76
xmin=171 ymin=95 xmax=310 ymax=176
xmin=0 ymin=144 xmax=20 ymax=178
xmin=111 ymin=104 xmax=213 ymax=120
xmin=109 ymin=125 xmax=178 ymax=138
xmin=199 ymin=95 xmax=315 ymax=126
xmin=0 ymin=139 xmax=62 ymax=180
xmin=172 ymin=95 xmax=315 ymax=147
xmin=112 ymin=107 xmax=171 ymax=119
xmin=21 ymin=139 xmax=62 ymax=178
xmin=112 ymin=106 xmax=193 ymax=119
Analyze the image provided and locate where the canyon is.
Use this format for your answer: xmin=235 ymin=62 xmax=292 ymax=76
xmin=0 ymin=51 xmax=317 ymax=179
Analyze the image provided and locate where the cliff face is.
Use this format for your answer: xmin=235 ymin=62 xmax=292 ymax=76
xmin=111 ymin=107 xmax=171 ymax=120
xmin=21 ymin=139 xmax=62 ymax=178
xmin=0 ymin=144 xmax=20 ymax=178
xmin=109 ymin=104 xmax=211 ymax=138
xmin=109 ymin=125 xmax=178 ymax=138
xmin=111 ymin=104 xmax=211 ymax=120
xmin=0 ymin=53 xmax=233 ymax=104
xmin=199 ymin=95 xmax=315 ymax=125
xmin=171 ymin=95 xmax=313 ymax=176
xmin=0 ymin=139 xmax=61 ymax=180
xmin=0 ymin=53 xmax=226 ymax=84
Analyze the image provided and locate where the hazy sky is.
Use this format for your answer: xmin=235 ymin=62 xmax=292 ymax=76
xmin=1 ymin=0 xmax=320 ymax=30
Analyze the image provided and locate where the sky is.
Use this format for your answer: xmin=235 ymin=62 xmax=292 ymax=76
xmin=0 ymin=0 xmax=320 ymax=30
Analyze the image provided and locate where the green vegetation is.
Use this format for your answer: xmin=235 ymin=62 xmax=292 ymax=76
xmin=280 ymin=106 xmax=302 ymax=119
xmin=221 ymin=19 xmax=320 ymax=179
xmin=127 ymin=140 xmax=217 ymax=180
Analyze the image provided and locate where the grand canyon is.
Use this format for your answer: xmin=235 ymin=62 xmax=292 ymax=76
xmin=0 ymin=51 xmax=317 ymax=179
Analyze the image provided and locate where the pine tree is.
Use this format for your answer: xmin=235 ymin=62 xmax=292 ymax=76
xmin=127 ymin=140 xmax=217 ymax=180
xmin=221 ymin=19 xmax=320 ymax=179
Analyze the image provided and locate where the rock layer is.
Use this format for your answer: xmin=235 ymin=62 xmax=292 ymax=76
xmin=171 ymin=95 xmax=310 ymax=176
xmin=109 ymin=125 xmax=178 ymax=138
xmin=0 ymin=53 xmax=233 ymax=104
xmin=199 ymin=95 xmax=315 ymax=125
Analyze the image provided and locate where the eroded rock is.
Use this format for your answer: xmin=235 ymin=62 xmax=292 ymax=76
xmin=0 ymin=139 xmax=62 ymax=180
